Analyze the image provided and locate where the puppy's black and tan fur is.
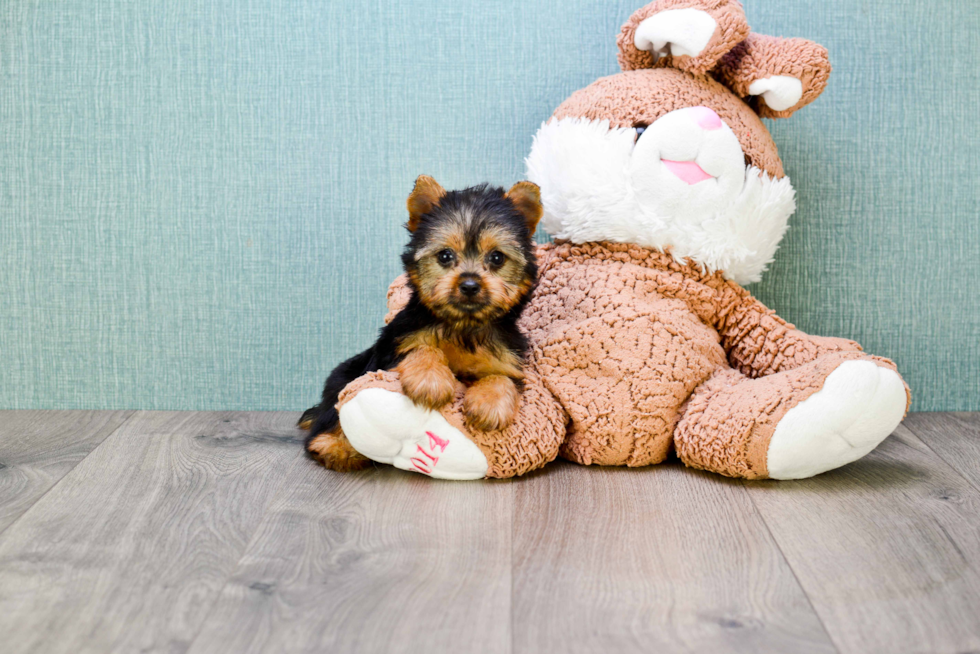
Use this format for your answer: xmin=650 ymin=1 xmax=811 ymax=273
xmin=300 ymin=176 xmax=542 ymax=471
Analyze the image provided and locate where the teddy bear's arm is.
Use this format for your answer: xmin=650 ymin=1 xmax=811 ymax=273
xmin=715 ymin=282 xmax=864 ymax=378
xmin=384 ymin=274 xmax=412 ymax=324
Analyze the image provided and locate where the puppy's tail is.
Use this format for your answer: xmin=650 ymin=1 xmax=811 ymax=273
xmin=298 ymin=404 xmax=340 ymax=440
xmin=299 ymin=345 xmax=376 ymax=441
xmin=297 ymin=405 xmax=320 ymax=431
xmin=300 ymin=404 xmax=341 ymax=454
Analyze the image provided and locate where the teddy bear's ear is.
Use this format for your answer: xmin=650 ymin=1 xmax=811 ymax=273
xmin=712 ymin=34 xmax=831 ymax=119
xmin=617 ymin=0 xmax=750 ymax=76
xmin=406 ymin=175 xmax=446 ymax=232
xmin=505 ymin=181 xmax=543 ymax=235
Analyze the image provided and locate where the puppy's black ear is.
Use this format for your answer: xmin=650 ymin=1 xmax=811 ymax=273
xmin=406 ymin=175 xmax=446 ymax=232
xmin=505 ymin=181 xmax=543 ymax=234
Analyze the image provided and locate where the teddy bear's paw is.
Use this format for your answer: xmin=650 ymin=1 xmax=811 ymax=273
xmin=766 ymin=360 xmax=907 ymax=480
xmin=339 ymin=388 xmax=488 ymax=480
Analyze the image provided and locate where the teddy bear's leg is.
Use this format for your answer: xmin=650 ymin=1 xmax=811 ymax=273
xmin=335 ymin=368 xmax=567 ymax=480
xmin=674 ymin=352 xmax=909 ymax=480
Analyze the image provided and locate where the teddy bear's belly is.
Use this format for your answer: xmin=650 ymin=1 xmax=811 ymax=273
xmin=526 ymin=265 xmax=728 ymax=467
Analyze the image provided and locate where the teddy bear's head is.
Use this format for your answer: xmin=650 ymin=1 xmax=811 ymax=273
xmin=526 ymin=0 xmax=831 ymax=283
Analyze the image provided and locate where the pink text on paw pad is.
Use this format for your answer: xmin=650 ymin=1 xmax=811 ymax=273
xmin=410 ymin=431 xmax=450 ymax=474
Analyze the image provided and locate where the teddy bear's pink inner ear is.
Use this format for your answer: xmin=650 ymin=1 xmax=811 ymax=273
xmin=713 ymin=34 xmax=831 ymax=119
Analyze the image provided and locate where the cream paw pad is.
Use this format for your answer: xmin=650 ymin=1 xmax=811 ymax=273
xmin=767 ymin=360 xmax=908 ymax=480
xmin=339 ymin=388 xmax=489 ymax=480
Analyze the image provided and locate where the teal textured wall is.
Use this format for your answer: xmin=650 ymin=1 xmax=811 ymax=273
xmin=1 ymin=1 xmax=978 ymax=411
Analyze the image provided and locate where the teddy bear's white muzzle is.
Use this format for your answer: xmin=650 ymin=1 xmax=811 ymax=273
xmin=526 ymin=113 xmax=796 ymax=285
xmin=630 ymin=106 xmax=749 ymax=223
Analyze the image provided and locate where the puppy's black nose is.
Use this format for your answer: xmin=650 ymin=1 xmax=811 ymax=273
xmin=458 ymin=278 xmax=481 ymax=297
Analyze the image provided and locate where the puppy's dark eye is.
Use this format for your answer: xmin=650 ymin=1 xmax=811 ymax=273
xmin=634 ymin=124 xmax=647 ymax=141
xmin=486 ymin=250 xmax=505 ymax=268
xmin=436 ymin=249 xmax=455 ymax=266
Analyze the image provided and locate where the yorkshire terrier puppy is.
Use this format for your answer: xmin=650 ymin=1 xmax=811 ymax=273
xmin=300 ymin=175 xmax=542 ymax=471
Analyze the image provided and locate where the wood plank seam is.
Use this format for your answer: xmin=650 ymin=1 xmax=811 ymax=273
xmin=180 ymin=445 xmax=314 ymax=653
xmin=0 ymin=411 xmax=307 ymax=654
xmin=741 ymin=480 xmax=842 ymax=654
xmin=903 ymin=413 xmax=980 ymax=495
xmin=743 ymin=423 xmax=980 ymax=653
xmin=0 ymin=410 xmax=137 ymax=538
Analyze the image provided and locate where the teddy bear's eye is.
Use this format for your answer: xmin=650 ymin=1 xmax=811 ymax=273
xmin=634 ymin=124 xmax=648 ymax=141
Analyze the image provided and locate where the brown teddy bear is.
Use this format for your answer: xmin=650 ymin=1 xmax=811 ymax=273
xmin=326 ymin=0 xmax=910 ymax=480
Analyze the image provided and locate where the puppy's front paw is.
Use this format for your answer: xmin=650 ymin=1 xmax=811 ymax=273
xmin=307 ymin=428 xmax=372 ymax=472
xmin=464 ymin=376 xmax=519 ymax=432
xmin=397 ymin=357 xmax=458 ymax=410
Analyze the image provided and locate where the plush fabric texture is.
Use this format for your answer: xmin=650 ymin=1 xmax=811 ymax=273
xmin=713 ymin=34 xmax=831 ymax=118
xmin=618 ymin=0 xmax=750 ymax=75
xmin=674 ymin=351 xmax=892 ymax=478
xmin=526 ymin=116 xmax=797 ymax=284
xmin=350 ymin=242 xmax=909 ymax=479
xmin=763 ymin=359 xmax=909 ymax=479
xmin=552 ymin=68 xmax=785 ymax=178
xmin=338 ymin=366 xmax=565 ymax=479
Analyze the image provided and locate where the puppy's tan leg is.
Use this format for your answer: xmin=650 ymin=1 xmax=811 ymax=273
xmin=307 ymin=426 xmax=372 ymax=472
xmin=464 ymin=375 xmax=519 ymax=432
xmin=397 ymin=346 xmax=458 ymax=410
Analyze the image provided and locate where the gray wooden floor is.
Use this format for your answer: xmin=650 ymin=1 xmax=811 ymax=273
xmin=0 ymin=412 xmax=978 ymax=653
